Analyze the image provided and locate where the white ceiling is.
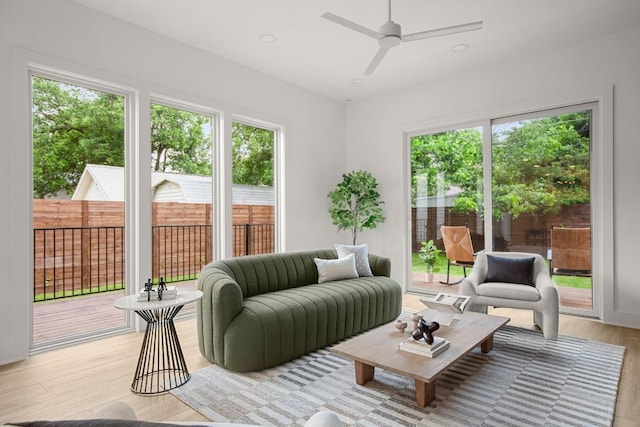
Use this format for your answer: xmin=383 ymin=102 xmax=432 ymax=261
xmin=72 ymin=0 xmax=640 ymax=102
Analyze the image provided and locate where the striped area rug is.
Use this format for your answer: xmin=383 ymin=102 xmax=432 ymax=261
xmin=171 ymin=325 xmax=625 ymax=426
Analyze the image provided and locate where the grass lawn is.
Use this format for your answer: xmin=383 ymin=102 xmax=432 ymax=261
xmin=411 ymin=253 xmax=591 ymax=289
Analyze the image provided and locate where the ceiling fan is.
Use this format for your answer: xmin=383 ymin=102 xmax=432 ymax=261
xmin=322 ymin=0 xmax=483 ymax=76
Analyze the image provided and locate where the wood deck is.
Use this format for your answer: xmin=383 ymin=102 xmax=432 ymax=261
xmin=33 ymin=280 xmax=198 ymax=346
xmin=32 ymin=273 xmax=593 ymax=346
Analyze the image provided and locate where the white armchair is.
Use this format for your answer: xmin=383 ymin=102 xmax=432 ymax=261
xmin=460 ymin=251 xmax=559 ymax=340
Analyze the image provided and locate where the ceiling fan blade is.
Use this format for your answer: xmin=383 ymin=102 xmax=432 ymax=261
xmin=321 ymin=12 xmax=383 ymax=40
xmin=364 ymin=46 xmax=390 ymax=75
xmin=402 ymin=21 xmax=483 ymax=42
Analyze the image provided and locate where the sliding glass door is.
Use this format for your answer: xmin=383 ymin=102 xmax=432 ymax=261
xmin=408 ymin=103 xmax=597 ymax=316
xmin=31 ymin=74 xmax=127 ymax=348
xmin=491 ymin=106 xmax=594 ymax=313
xmin=409 ymin=126 xmax=484 ymax=291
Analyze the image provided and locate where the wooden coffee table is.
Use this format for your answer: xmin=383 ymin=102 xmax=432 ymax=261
xmin=331 ymin=310 xmax=509 ymax=407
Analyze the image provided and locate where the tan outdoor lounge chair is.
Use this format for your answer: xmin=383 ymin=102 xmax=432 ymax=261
xmin=550 ymin=226 xmax=591 ymax=276
xmin=440 ymin=225 xmax=476 ymax=285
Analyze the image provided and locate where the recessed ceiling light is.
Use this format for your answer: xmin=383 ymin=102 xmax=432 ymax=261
xmin=351 ymin=78 xmax=364 ymax=85
xmin=259 ymin=34 xmax=277 ymax=43
xmin=452 ymin=44 xmax=468 ymax=53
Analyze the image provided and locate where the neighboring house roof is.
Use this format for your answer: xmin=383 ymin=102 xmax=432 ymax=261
xmin=72 ymin=164 xmax=125 ymax=201
xmin=72 ymin=164 xmax=274 ymax=205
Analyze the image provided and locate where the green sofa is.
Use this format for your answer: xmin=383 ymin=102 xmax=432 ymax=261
xmin=196 ymin=249 xmax=403 ymax=372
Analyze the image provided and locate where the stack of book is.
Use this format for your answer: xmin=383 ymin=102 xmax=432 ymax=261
xmin=398 ymin=336 xmax=450 ymax=358
xmin=136 ymin=286 xmax=178 ymax=302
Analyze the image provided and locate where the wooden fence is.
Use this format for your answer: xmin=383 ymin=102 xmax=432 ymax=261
xmin=33 ymin=200 xmax=274 ymax=300
xmin=411 ymin=204 xmax=591 ymax=256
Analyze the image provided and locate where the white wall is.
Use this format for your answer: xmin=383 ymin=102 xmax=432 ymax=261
xmin=0 ymin=0 xmax=346 ymax=364
xmin=346 ymin=25 xmax=640 ymax=328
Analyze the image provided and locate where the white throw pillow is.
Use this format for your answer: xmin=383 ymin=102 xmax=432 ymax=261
xmin=335 ymin=243 xmax=373 ymax=277
xmin=314 ymin=253 xmax=358 ymax=283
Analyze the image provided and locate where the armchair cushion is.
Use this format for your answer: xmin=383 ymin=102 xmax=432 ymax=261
xmin=484 ymin=254 xmax=535 ymax=286
xmin=476 ymin=281 xmax=541 ymax=301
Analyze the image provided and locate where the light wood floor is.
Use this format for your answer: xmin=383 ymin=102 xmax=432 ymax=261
xmin=1 ymin=293 xmax=638 ymax=426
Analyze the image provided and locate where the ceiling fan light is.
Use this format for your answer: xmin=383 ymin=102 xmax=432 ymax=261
xmin=452 ymin=43 xmax=468 ymax=52
xmin=379 ymin=21 xmax=401 ymax=37
xmin=259 ymin=34 xmax=277 ymax=43
xmin=379 ymin=35 xmax=401 ymax=48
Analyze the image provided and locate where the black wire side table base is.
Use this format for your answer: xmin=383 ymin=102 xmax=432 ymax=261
xmin=131 ymin=305 xmax=190 ymax=395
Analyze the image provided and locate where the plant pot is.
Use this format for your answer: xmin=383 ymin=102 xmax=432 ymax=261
xmin=425 ymin=272 xmax=435 ymax=283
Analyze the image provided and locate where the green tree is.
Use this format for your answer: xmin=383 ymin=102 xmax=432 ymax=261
xmin=151 ymin=104 xmax=212 ymax=175
xmin=491 ymin=114 xmax=590 ymax=219
xmin=232 ymin=123 xmax=274 ymax=186
xmin=32 ymin=77 xmax=214 ymax=198
xmin=410 ymin=112 xmax=591 ymax=220
xmin=410 ymin=128 xmax=483 ymax=213
xmin=32 ymin=76 xmax=125 ymax=198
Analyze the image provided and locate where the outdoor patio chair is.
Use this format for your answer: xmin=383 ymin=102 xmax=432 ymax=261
xmin=440 ymin=225 xmax=476 ymax=285
xmin=550 ymin=226 xmax=591 ymax=277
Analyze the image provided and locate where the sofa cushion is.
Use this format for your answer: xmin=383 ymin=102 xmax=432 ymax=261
xmin=484 ymin=254 xmax=535 ymax=286
xmin=335 ymin=243 xmax=373 ymax=277
xmin=476 ymin=281 xmax=541 ymax=301
xmin=314 ymin=253 xmax=358 ymax=283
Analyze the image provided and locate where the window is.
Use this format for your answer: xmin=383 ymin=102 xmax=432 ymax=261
xmin=409 ymin=126 xmax=484 ymax=289
xmin=231 ymin=120 xmax=276 ymax=256
xmin=26 ymin=65 xmax=282 ymax=354
xmin=31 ymin=73 xmax=128 ymax=347
xmin=491 ymin=106 xmax=594 ymax=312
xmin=408 ymin=103 xmax=599 ymax=317
xmin=150 ymin=101 xmax=215 ymax=317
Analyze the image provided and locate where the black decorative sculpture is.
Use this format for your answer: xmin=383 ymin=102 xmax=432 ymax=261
xmin=143 ymin=278 xmax=154 ymax=301
xmin=157 ymin=277 xmax=167 ymax=301
xmin=412 ymin=318 xmax=440 ymax=345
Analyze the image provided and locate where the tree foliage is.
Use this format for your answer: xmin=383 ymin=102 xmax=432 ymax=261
xmin=151 ymin=104 xmax=212 ymax=175
xmin=32 ymin=77 xmax=218 ymax=198
xmin=232 ymin=123 xmax=274 ymax=186
xmin=328 ymin=170 xmax=385 ymax=244
xmin=32 ymin=76 xmax=125 ymax=198
xmin=410 ymin=112 xmax=591 ymax=220
xmin=411 ymin=128 xmax=483 ymax=214
xmin=492 ymin=113 xmax=590 ymax=219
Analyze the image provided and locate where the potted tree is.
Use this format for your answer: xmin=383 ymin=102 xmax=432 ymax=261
xmin=419 ymin=240 xmax=442 ymax=282
xmin=328 ymin=170 xmax=385 ymax=244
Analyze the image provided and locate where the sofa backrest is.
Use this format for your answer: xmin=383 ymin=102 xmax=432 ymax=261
xmin=202 ymin=249 xmax=389 ymax=299
xmin=203 ymin=249 xmax=335 ymax=298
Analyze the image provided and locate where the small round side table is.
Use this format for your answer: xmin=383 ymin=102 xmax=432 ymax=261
xmin=114 ymin=289 xmax=203 ymax=395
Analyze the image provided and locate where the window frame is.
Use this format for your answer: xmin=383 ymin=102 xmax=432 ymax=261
xmin=231 ymin=115 xmax=284 ymax=256
xmin=28 ymin=66 xmax=138 ymax=350
xmin=404 ymin=97 xmax=610 ymax=320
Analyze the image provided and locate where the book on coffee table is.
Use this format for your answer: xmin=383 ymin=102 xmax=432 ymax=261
xmin=420 ymin=292 xmax=471 ymax=314
xmin=398 ymin=336 xmax=450 ymax=358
